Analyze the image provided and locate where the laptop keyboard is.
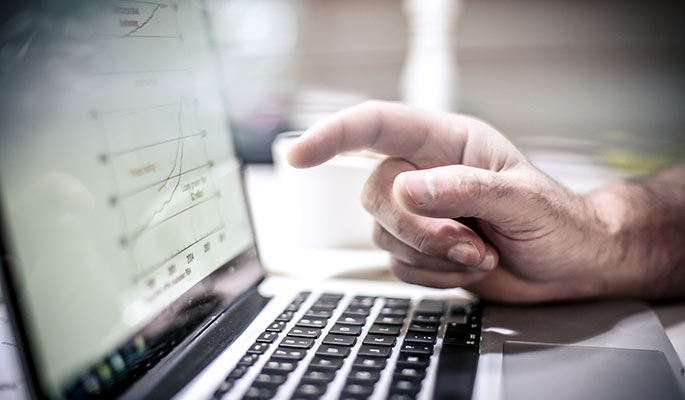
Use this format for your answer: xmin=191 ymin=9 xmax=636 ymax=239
xmin=211 ymin=292 xmax=482 ymax=400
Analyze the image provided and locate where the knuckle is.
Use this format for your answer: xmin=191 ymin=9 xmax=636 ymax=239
xmin=414 ymin=222 xmax=459 ymax=256
xmin=458 ymin=170 xmax=483 ymax=201
xmin=413 ymin=226 xmax=434 ymax=255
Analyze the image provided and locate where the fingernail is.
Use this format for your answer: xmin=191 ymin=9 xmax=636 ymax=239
xmin=404 ymin=172 xmax=435 ymax=205
xmin=480 ymin=251 xmax=497 ymax=271
xmin=447 ymin=242 xmax=481 ymax=266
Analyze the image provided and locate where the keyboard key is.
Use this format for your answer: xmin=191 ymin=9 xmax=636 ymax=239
xmin=358 ymin=344 xmax=392 ymax=358
xmin=384 ymin=297 xmax=411 ymax=308
xmin=329 ymin=324 xmax=362 ymax=336
xmin=348 ymin=368 xmax=381 ymax=384
xmin=411 ymin=313 xmax=441 ymax=324
xmin=237 ymin=353 xmax=260 ymax=366
xmin=351 ymin=296 xmax=376 ymax=307
xmin=379 ymin=307 xmax=408 ymax=316
xmin=443 ymin=335 xmax=479 ymax=347
xmin=247 ymin=342 xmax=269 ymax=354
xmin=389 ymin=378 xmax=422 ymax=395
xmin=404 ymin=331 xmax=436 ymax=344
xmin=304 ymin=309 xmax=333 ymax=318
xmin=213 ymin=379 xmax=235 ymax=397
xmin=243 ymin=386 xmax=275 ymax=399
xmin=434 ymin=345 xmax=478 ymax=400
xmin=262 ymin=359 xmax=297 ymax=374
xmin=296 ymin=291 xmax=312 ymax=299
xmin=444 ymin=323 xmax=479 ymax=347
xmin=344 ymin=306 xmax=371 ymax=316
xmin=400 ymin=342 xmax=433 ymax=355
xmin=466 ymin=313 xmax=481 ymax=326
xmin=310 ymin=303 xmax=337 ymax=311
xmin=301 ymin=368 xmax=336 ymax=384
xmin=414 ymin=299 xmax=446 ymax=315
xmin=294 ymin=383 xmax=327 ymax=397
xmin=297 ymin=317 xmax=328 ymax=328
xmin=252 ymin=373 xmax=287 ymax=387
xmin=467 ymin=300 xmax=482 ymax=312
xmin=363 ymin=334 xmax=396 ymax=346
xmin=352 ymin=356 xmax=387 ymax=370
xmin=407 ymin=322 xmax=438 ymax=333
xmin=397 ymin=353 xmax=430 ymax=367
xmin=265 ymin=321 xmax=287 ymax=332
xmin=337 ymin=314 xmax=366 ymax=326
xmin=288 ymin=327 xmax=322 ymax=338
xmin=376 ymin=315 xmax=404 ymax=325
xmin=316 ymin=344 xmax=350 ymax=358
xmin=445 ymin=321 xmax=479 ymax=335
xmin=320 ymin=292 xmax=344 ymax=300
xmin=314 ymin=299 xmax=339 ymax=308
xmin=450 ymin=303 xmax=468 ymax=316
xmin=309 ymin=356 xmax=344 ymax=370
xmin=387 ymin=394 xmax=415 ymax=400
xmin=394 ymin=366 xmax=426 ymax=381
xmin=228 ymin=365 xmax=248 ymax=379
xmin=322 ymin=334 xmax=357 ymax=346
xmin=368 ymin=324 xmax=401 ymax=336
xmin=275 ymin=311 xmax=294 ymax=322
xmin=256 ymin=331 xmax=278 ymax=343
xmin=272 ymin=347 xmax=306 ymax=360
xmin=280 ymin=337 xmax=315 ymax=349
xmin=342 ymin=383 xmax=374 ymax=397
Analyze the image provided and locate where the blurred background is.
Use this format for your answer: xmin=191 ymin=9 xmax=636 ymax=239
xmin=208 ymin=0 xmax=685 ymax=179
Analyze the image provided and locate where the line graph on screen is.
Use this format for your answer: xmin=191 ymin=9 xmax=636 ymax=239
xmin=100 ymin=0 xmax=182 ymax=40
xmin=94 ymin=95 xmax=227 ymax=284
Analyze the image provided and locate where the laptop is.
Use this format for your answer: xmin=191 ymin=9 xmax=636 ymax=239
xmin=0 ymin=1 xmax=684 ymax=399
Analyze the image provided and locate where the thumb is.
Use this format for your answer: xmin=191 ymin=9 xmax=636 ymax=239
xmin=393 ymin=165 xmax=518 ymax=222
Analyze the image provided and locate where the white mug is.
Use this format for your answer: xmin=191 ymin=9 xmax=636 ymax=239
xmin=271 ymin=131 xmax=384 ymax=249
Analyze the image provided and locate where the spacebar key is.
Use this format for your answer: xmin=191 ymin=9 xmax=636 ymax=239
xmin=433 ymin=345 xmax=478 ymax=400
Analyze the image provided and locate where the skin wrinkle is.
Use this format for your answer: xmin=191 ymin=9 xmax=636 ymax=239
xmin=456 ymin=168 xmax=483 ymax=217
xmin=459 ymin=117 xmax=477 ymax=167
xmin=368 ymin=101 xmax=385 ymax=151
xmin=444 ymin=115 xmax=467 ymax=166
xmin=413 ymin=223 xmax=434 ymax=256
xmin=404 ymin=112 xmax=433 ymax=165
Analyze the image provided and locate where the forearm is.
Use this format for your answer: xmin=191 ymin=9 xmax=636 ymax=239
xmin=587 ymin=162 xmax=685 ymax=299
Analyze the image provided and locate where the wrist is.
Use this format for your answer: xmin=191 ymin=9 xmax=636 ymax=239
xmin=584 ymin=169 xmax=685 ymax=299
xmin=582 ymin=183 xmax=638 ymax=297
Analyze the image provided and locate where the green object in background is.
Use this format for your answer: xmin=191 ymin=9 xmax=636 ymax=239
xmin=602 ymin=148 xmax=685 ymax=176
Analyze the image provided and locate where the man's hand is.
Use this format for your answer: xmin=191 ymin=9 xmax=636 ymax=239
xmin=287 ymin=101 xmax=685 ymax=303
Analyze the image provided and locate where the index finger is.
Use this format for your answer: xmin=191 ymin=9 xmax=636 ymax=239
xmin=286 ymin=100 xmax=467 ymax=169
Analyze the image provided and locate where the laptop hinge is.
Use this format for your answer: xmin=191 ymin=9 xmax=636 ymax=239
xmin=120 ymin=285 xmax=270 ymax=400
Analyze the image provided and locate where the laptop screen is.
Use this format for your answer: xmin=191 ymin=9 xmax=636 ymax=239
xmin=0 ymin=0 xmax=261 ymax=397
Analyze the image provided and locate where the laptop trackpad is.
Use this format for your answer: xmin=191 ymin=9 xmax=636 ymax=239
xmin=502 ymin=341 xmax=683 ymax=400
